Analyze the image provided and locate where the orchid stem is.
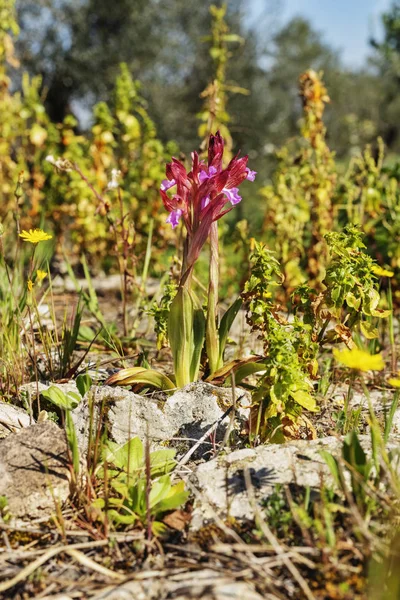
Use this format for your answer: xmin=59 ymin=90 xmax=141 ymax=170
xmin=206 ymin=221 xmax=220 ymax=374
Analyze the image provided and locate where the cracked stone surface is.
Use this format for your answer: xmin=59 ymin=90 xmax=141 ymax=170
xmin=190 ymin=434 xmax=400 ymax=529
xmin=0 ymin=421 xmax=70 ymax=520
xmin=0 ymin=401 xmax=33 ymax=439
xmin=106 ymin=382 xmax=250 ymax=455
xmin=85 ymin=569 xmax=264 ymax=600
xmin=21 ymin=382 xmax=250 ymax=458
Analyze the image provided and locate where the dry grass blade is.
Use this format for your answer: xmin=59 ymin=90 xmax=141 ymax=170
xmin=0 ymin=540 xmax=110 ymax=594
xmin=243 ymin=467 xmax=317 ymax=600
xmin=177 ymin=404 xmax=234 ymax=467
xmin=65 ymin=548 xmax=125 ymax=581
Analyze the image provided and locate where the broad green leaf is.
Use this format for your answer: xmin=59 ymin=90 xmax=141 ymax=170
xmin=291 ymin=389 xmax=317 ymax=411
xmin=360 ymin=321 xmax=378 ymax=339
xmin=149 ymin=449 xmax=177 ymax=477
xmin=218 ymin=297 xmax=242 ymax=364
xmin=107 ymin=509 xmax=137 ymax=525
xmin=190 ymin=298 xmax=206 ymax=383
xmin=103 ymin=437 xmax=144 ymax=473
xmin=230 ymin=361 xmax=267 ymax=384
xmin=41 ymin=386 xmax=78 ymax=410
xmin=154 ymin=480 xmax=190 ymax=513
xmin=105 ymin=367 xmax=175 ymax=390
xmin=76 ymin=373 xmax=92 ymax=398
xmin=168 ymin=287 xmax=194 ymax=387
xmin=149 ymin=475 xmax=172 ymax=508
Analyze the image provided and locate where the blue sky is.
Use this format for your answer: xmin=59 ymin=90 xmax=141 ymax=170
xmin=251 ymin=0 xmax=392 ymax=67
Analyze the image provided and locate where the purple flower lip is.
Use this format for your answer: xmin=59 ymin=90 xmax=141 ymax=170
xmin=161 ymin=178 xmax=176 ymax=192
xmin=166 ymin=208 xmax=182 ymax=228
xmin=223 ymin=187 xmax=241 ymax=205
xmin=246 ymin=168 xmax=257 ymax=182
xmin=199 ymin=165 xmax=217 ymax=183
xmin=161 ymin=132 xmax=255 ymax=230
xmin=199 ymin=166 xmax=242 ymax=206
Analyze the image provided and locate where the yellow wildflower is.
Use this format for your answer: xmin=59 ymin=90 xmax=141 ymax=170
xmin=333 ymin=347 xmax=384 ymax=372
xmin=371 ymin=265 xmax=394 ymax=278
xmin=19 ymin=229 xmax=52 ymax=244
xmin=388 ymin=373 xmax=400 ymax=388
xmin=27 ymin=279 xmax=34 ymax=292
xmin=36 ymin=269 xmax=47 ymax=282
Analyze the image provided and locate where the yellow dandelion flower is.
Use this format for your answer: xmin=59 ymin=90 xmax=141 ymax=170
xmin=27 ymin=279 xmax=34 ymax=292
xmin=388 ymin=372 xmax=400 ymax=387
xmin=19 ymin=229 xmax=52 ymax=244
xmin=36 ymin=269 xmax=47 ymax=282
xmin=333 ymin=347 xmax=384 ymax=372
xmin=371 ymin=265 xmax=394 ymax=278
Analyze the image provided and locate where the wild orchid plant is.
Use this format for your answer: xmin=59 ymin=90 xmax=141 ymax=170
xmin=107 ymin=131 xmax=255 ymax=390
xmin=160 ymin=131 xmax=256 ymax=387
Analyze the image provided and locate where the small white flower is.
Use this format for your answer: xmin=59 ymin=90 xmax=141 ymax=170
xmin=45 ymin=155 xmax=72 ymax=172
xmin=107 ymin=168 xmax=121 ymax=190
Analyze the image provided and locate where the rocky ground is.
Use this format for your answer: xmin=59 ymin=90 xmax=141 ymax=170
xmin=0 ymin=277 xmax=399 ymax=599
xmin=0 ymin=377 xmax=399 ymax=599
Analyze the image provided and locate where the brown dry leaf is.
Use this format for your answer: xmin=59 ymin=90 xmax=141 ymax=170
xmin=311 ymin=292 xmax=326 ymax=318
xmin=282 ymin=414 xmax=317 ymax=440
xmin=205 ymin=355 xmax=263 ymax=385
xmin=163 ymin=510 xmax=192 ymax=531
xmin=334 ymin=323 xmax=356 ymax=348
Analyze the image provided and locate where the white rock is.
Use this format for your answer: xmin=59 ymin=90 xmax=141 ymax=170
xmin=0 ymin=421 xmax=69 ymax=520
xmin=0 ymin=401 xmax=32 ymax=434
xmin=190 ymin=434 xmax=400 ymax=529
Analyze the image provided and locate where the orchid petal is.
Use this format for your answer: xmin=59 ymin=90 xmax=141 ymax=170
xmin=161 ymin=178 xmax=176 ymax=192
xmin=201 ymin=195 xmax=210 ymax=209
xmin=223 ymin=187 xmax=242 ymax=205
xmin=246 ymin=168 xmax=257 ymax=182
xmin=166 ymin=209 xmax=183 ymax=228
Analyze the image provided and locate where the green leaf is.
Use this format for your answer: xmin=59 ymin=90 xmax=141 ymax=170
xmin=290 ymin=389 xmax=317 ymax=411
xmin=343 ymin=431 xmax=367 ymax=475
xmin=105 ymin=367 xmax=175 ymax=390
xmin=103 ymin=437 xmax=144 ymax=473
xmin=206 ymin=355 xmax=264 ymax=385
xmin=107 ymin=509 xmax=137 ymax=525
xmin=190 ymin=298 xmax=206 ymax=382
xmin=320 ymin=450 xmax=341 ymax=488
xmin=218 ymin=298 xmax=242 ymax=364
xmin=41 ymin=386 xmax=79 ymax=410
xmin=233 ymin=362 xmax=267 ymax=384
xmin=149 ymin=449 xmax=177 ymax=477
xmin=153 ymin=480 xmax=190 ymax=513
xmin=66 ymin=411 xmax=80 ymax=475
xmin=360 ymin=321 xmax=378 ymax=339
xmin=76 ymin=373 xmax=92 ymax=398
xmin=346 ymin=292 xmax=361 ymax=311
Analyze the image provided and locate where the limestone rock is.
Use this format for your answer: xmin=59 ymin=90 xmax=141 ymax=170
xmin=0 ymin=401 xmax=32 ymax=439
xmin=190 ymin=434 xmax=400 ymax=529
xmin=0 ymin=421 xmax=70 ymax=520
xmin=90 ymin=569 xmax=263 ymax=600
xmin=106 ymin=382 xmax=250 ymax=457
